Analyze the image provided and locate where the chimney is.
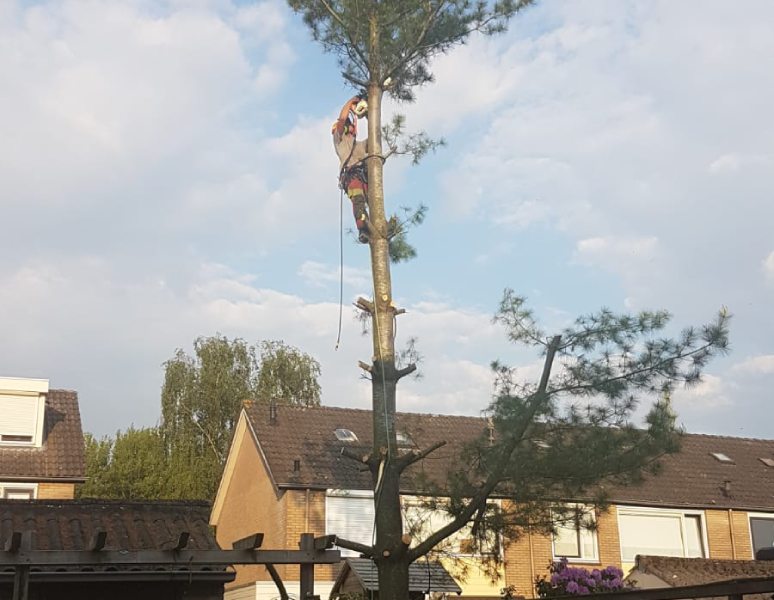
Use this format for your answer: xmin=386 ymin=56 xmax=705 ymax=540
xmin=269 ymin=401 xmax=277 ymax=425
xmin=721 ymin=479 xmax=732 ymax=497
xmin=487 ymin=417 xmax=495 ymax=446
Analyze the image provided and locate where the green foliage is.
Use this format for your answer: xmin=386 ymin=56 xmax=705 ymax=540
xmin=160 ymin=335 xmax=322 ymax=499
xmin=416 ymin=293 xmax=731 ymax=560
xmin=387 ymin=205 xmax=427 ymax=263
xmin=78 ymin=428 xmax=168 ymax=499
xmin=383 ymin=114 xmax=445 ymax=165
xmin=80 ymin=336 xmax=322 ymax=501
xmin=287 ymin=0 xmax=535 ymax=100
xmin=256 ymin=340 xmax=322 ymax=406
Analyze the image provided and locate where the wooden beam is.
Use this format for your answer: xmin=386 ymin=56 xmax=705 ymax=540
xmin=0 ymin=548 xmax=341 ymax=566
xmin=232 ymin=533 xmax=264 ymax=550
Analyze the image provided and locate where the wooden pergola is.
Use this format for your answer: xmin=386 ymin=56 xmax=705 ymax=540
xmin=2 ymin=531 xmax=340 ymax=600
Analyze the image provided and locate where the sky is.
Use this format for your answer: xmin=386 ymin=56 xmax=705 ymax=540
xmin=1 ymin=0 xmax=772 ymax=439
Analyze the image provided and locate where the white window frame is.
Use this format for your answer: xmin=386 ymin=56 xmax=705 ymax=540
xmin=616 ymin=506 xmax=708 ymax=562
xmin=748 ymin=512 xmax=774 ymax=556
xmin=551 ymin=504 xmax=600 ymax=563
xmin=0 ymin=483 xmax=37 ymax=499
xmin=325 ymin=489 xmax=374 ymax=557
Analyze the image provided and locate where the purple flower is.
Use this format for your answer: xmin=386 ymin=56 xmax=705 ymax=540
xmin=591 ymin=569 xmax=601 ymax=580
xmin=577 ymin=586 xmax=590 ymax=595
xmin=610 ymin=578 xmax=622 ymax=588
xmin=586 ymin=578 xmax=597 ymax=587
xmin=566 ymin=581 xmax=580 ymax=594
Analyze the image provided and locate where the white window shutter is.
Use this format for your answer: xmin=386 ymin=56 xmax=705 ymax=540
xmin=326 ymin=494 xmax=375 ymax=555
xmin=0 ymin=396 xmax=39 ymax=438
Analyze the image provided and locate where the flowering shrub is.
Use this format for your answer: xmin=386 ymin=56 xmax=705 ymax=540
xmin=535 ymin=559 xmax=628 ymax=597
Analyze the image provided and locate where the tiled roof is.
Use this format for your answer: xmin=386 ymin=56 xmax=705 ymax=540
xmin=0 ymin=389 xmax=86 ymax=481
xmin=245 ymin=404 xmax=774 ymax=510
xmin=603 ymin=433 xmax=774 ymax=510
xmin=332 ymin=557 xmax=462 ymax=594
xmin=0 ymin=499 xmax=219 ymax=551
xmin=245 ymin=404 xmax=486 ymax=492
xmin=631 ymin=555 xmax=774 ymax=586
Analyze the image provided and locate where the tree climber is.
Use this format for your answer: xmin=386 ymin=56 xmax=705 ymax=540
xmin=332 ymin=95 xmax=370 ymax=243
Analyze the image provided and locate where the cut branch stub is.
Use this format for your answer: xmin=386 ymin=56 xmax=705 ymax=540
xmin=355 ymin=297 xmax=374 ymax=314
xmin=395 ymin=363 xmax=417 ymax=380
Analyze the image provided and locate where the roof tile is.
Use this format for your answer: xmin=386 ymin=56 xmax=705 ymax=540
xmin=0 ymin=390 xmax=86 ymax=481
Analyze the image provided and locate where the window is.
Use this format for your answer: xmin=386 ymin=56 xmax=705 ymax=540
xmin=402 ymin=499 xmax=500 ymax=557
xmin=0 ymin=483 xmax=36 ymax=499
xmin=552 ymin=505 xmax=599 ymax=562
xmin=326 ymin=490 xmax=374 ymax=556
xmin=749 ymin=514 xmax=774 ymax=555
xmin=334 ymin=428 xmax=359 ymax=443
xmin=0 ymin=378 xmax=48 ymax=448
xmin=617 ymin=507 xmax=706 ymax=562
xmin=710 ymin=452 xmax=734 ymax=463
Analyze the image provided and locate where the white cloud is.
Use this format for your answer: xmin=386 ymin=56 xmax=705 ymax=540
xmin=672 ymin=374 xmax=730 ymax=410
xmin=298 ymin=261 xmax=369 ymax=289
xmin=763 ymin=251 xmax=774 ymax=283
xmin=732 ymin=355 xmax=774 ymax=376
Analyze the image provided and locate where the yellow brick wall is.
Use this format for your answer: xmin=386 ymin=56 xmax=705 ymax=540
xmin=503 ymin=506 xmax=622 ymax=599
xmin=37 ymin=482 xmax=75 ymax=499
xmin=215 ymin=427 xmax=286 ymax=589
xmin=503 ymin=505 xmax=763 ymax=597
xmin=705 ymin=509 xmax=753 ymax=560
xmin=281 ymin=489 xmax=335 ymax=582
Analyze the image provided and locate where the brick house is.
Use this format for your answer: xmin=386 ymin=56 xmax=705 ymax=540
xmin=0 ymin=377 xmax=85 ymax=499
xmin=211 ymin=403 xmax=774 ymax=600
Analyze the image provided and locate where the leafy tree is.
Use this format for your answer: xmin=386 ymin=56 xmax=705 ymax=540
xmin=161 ymin=335 xmax=322 ymax=498
xmin=256 ymin=340 xmax=322 ymax=406
xmin=286 ymin=2 xmax=731 ymax=599
xmin=78 ymin=428 xmax=168 ymax=499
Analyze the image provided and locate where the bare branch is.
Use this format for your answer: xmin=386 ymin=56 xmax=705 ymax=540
xmin=355 ymin=297 xmax=374 ymax=314
xmin=398 ymin=440 xmax=446 ymax=470
xmin=396 ymin=363 xmax=417 ymax=380
xmin=358 ymin=360 xmax=373 ymax=373
xmin=340 ymin=447 xmax=370 ymax=464
xmin=334 ymin=536 xmax=374 ymax=558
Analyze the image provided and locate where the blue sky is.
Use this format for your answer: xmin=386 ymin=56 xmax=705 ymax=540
xmin=1 ymin=0 xmax=772 ymax=439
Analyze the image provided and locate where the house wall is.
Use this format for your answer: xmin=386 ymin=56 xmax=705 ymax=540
xmin=502 ymin=505 xmax=764 ymax=598
xmin=282 ymin=489 xmax=334 ymax=582
xmin=37 ymin=482 xmax=75 ymax=499
xmin=503 ymin=505 xmax=622 ymax=599
xmin=214 ymin=425 xmax=286 ymax=590
xmin=705 ymin=508 xmax=753 ymax=559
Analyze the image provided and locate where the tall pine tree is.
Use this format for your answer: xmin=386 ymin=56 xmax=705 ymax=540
xmin=287 ymin=2 xmax=730 ymax=598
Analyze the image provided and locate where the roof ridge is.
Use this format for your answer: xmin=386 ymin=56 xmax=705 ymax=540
xmin=268 ymin=403 xmax=488 ymax=421
xmin=0 ymin=499 xmax=212 ymax=507
xmin=684 ymin=431 xmax=774 ymax=443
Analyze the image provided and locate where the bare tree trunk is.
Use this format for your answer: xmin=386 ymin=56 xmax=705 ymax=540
xmin=365 ymin=15 xmax=408 ymax=600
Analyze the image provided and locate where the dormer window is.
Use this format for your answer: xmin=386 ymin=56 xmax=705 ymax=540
xmin=0 ymin=377 xmax=48 ymax=447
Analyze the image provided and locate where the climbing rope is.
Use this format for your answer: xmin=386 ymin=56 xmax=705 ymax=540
xmin=335 ymin=187 xmax=345 ymax=351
